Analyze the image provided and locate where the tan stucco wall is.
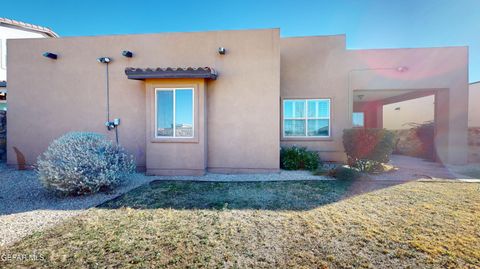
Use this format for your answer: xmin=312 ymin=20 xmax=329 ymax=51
xmin=383 ymin=95 xmax=435 ymax=130
xmin=280 ymin=35 xmax=349 ymax=162
xmin=383 ymin=82 xmax=479 ymax=129
xmin=7 ymin=29 xmax=469 ymax=169
xmin=145 ymin=79 xmax=207 ymax=176
xmin=281 ymin=35 xmax=469 ymax=164
xmin=349 ymin=47 xmax=468 ymax=165
xmin=469 ymin=82 xmax=480 ymax=127
xmin=7 ymin=29 xmax=280 ymax=173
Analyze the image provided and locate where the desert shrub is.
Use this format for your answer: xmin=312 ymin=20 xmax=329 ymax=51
xmin=327 ymin=166 xmax=362 ymax=180
xmin=37 ymin=132 xmax=135 ymax=196
xmin=406 ymin=121 xmax=435 ymax=160
xmin=343 ymin=128 xmax=395 ymax=172
xmin=280 ymin=146 xmax=320 ymax=171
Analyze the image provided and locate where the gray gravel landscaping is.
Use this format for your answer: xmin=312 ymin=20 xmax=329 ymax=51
xmin=154 ymin=170 xmax=332 ymax=182
xmin=0 ymin=163 xmax=156 ymax=247
xmin=0 ymin=163 xmax=331 ymax=247
xmin=5 ymin=155 xmax=472 ymax=248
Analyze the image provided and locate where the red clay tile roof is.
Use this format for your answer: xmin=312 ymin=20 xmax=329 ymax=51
xmin=125 ymin=67 xmax=217 ymax=80
xmin=0 ymin=17 xmax=58 ymax=37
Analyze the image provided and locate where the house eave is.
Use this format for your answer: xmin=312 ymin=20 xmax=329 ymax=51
xmin=125 ymin=67 xmax=218 ymax=80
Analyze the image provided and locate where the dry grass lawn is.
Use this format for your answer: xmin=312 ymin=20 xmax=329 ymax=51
xmin=1 ymin=180 xmax=479 ymax=268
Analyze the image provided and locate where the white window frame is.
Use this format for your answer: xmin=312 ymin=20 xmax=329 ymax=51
xmin=283 ymin=98 xmax=331 ymax=138
xmin=154 ymin=87 xmax=194 ymax=139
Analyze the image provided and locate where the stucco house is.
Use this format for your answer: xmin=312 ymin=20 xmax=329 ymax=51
xmin=6 ymin=29 xmax=469 ymax=175
xmin=381 ymin=81 xmax=479 ymax=129
xmin=0 ymin=17 xmax=58 ymax=110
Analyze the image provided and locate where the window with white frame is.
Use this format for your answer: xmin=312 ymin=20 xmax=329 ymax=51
xmin=283 ymin=99 xmax=331 ymax=137
xmin=155 ymin=88 xmax=194 ymax=138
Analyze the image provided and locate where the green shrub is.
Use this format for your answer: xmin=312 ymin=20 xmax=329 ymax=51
xmin=37 ymin=132 xmax=136 ymax=196
xmin=327 ymin=166 xmax=362 ymax=180
xmin=343 ymin=128 xmax=395 ymax=172
xmin=280 ymin=146 xmax=320 ymax=171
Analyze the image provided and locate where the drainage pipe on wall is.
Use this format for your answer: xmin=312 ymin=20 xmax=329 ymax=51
xmin=105 ymin=61 xmax=110 ymax=123
xmin=98 ymin=57 xmax=120 ymax=144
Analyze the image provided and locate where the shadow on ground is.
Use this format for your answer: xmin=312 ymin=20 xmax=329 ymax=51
xmin=0 ymin=162 xmax=154 ymax=216
xmin=98 ymin=179 xmax=407 ymax=211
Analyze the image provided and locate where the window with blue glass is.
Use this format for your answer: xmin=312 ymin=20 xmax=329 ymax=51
xmin=352 ymin=112 xmax=365 ymax=127
xmin=283 ymin=99 xmax=331 ymax=137
xmin=155 ymin=88 xmax=194 ymax=138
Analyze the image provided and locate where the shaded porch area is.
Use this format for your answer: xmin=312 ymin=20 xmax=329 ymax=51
xmin=352 ymin=88 xmax=466 ymax=164
xmin=353 ymin=89 xmax=435 ymax=129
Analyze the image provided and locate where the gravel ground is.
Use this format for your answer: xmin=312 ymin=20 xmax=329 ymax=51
xmin=153 ymin=170 xmax=331 ymax=182
xmin=0 ymin=163 xmax=157 ymax=247
xmin=0 ymin=164 xmax=330 ymax=247
xmin=3 ymin=155 xmax=472 ymax=248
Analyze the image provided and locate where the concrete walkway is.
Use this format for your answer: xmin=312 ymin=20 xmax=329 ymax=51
xmin=344 ymin=155 xmax=480 ymax=197
xmin=368 ymin=155 xmax=480 ymax=182
xmin=152 ymin=170 xmax=331 ymax=182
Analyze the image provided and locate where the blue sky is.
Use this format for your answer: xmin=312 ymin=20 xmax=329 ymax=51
xmin=2 ymin=0 xmax=479 ymax=82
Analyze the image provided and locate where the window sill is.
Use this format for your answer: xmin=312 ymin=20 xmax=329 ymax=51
xmin=150 ymin=137 xmax=199 ymax=143
xmin=281 ymin=137 xmax=334 ymax=142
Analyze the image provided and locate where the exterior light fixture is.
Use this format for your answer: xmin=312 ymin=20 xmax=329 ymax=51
xmin=395 ymin=107 xmax=401 ymax=111
xmin=357 ymin=94 xmax=364 ymax=100
xmin=218 ymin=47 xmax=226 ymax=55
xmin=396 ymin=66 xmax=408 ymax=72
xmin=97 ymin=57 xmax=111 ymax=63
xmin=42 ymin=52 xmax=57 ymax=60
xmin=122 ymin=50 xmax=133 ymax=58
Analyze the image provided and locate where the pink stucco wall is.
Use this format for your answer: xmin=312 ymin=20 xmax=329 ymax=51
xmin=7 ymin=29 xmax=280 ymax=174
xmin=281 ymin=35 xmax=468 ymax=164
xmin=7 ymin=29 xmax=469 ymax=172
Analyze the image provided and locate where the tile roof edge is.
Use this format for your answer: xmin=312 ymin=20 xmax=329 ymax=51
xmin=0 ymin=17 xmax=59 ymax=37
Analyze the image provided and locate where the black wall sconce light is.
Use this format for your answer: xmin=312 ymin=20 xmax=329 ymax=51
xmin=218 ymin=47 xmax=226 ymax=55
xmin=97 ymin=57 xmax=111 ymax=63
xmin=122 ymin=50 xmax=133 ymax=58
xmin=42 ymin=52 xmax=58 ymax=60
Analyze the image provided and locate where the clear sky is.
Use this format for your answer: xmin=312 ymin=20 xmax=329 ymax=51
xmin=2 ymin=0 xmax=479 ymax=82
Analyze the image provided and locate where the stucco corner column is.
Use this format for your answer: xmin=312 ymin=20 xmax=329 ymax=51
xmin=434 ymin=88 xmax=468 ymax=165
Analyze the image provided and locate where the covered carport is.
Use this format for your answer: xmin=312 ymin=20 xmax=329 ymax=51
xmin=353 ymin=88 xmax=438 ymax=160
xmin=348 ymin=46 xmax=469 ymax=165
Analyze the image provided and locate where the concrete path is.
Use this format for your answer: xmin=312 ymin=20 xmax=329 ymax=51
xmin=368 ymin=155 xmax=467 ymax=181
xmin=152 ymin=170 xmax=331 ymax=182
xmin=345 ymin=155 xmax=480 ymax=197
